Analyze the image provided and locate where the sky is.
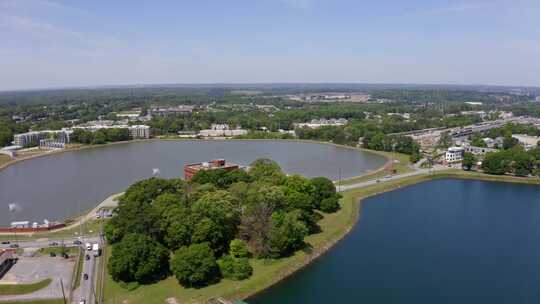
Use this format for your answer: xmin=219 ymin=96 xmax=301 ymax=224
xmin=0 ymin=0 xmax=539 ymax=91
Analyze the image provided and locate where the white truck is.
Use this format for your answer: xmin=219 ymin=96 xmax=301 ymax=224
xmin=92 ymin=243 xmax=101 ymax=257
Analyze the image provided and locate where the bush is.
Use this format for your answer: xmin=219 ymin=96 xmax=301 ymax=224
xmin=229 ymin=239 xmax=249 ymax=258
xmin=320 ymin=195 xmax=340 ymax=213
xmin=218 ymin=255 xmax=253 ymax=280
xmin=170 ymin=243 xmax=220 ymax=287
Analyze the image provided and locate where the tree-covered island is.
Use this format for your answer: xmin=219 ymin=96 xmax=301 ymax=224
xmin=105 ymin=158 xmax=341 ymax=289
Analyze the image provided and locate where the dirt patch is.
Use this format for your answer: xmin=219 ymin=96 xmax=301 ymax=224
xmin=166 ymin=297 xmax=179 ymax=304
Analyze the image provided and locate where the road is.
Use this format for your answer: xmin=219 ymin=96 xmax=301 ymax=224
xmin=76 ymin=247 xmax=98 ymax=304
xmin=338 ymin=164 xmax=448 ymax=192
xmin=0 ymin=236 xmax=100 ymax=250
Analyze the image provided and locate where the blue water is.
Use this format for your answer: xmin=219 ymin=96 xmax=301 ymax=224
xmin=250 ymin=179 xmax=540 ymax=304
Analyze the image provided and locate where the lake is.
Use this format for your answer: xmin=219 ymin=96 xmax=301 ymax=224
xmin=250 ymin=178 xmax=540 ymax=304
xmin=0 ymin=140 xmax=386 ymax=225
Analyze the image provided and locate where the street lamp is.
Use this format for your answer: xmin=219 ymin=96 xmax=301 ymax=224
xmin=8 ymin=203 xmax=21 ymax=246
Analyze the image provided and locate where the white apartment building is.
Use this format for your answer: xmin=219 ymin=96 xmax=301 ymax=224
xmin=445 ymin=147 xmax=465 ymax=163
xmin=14 ymin=130 xmax=72 ymax=147
xmin=129 ymin=125 xmax=151 ymax=139
xmin=198 ymin=129 xmax=248 ymax=137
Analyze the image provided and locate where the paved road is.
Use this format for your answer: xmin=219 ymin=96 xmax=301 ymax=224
xmin=338 ymin=164 xmax=448 ymax=192
xmin=0 ymin=236 xmax=100 ymax=250
xmin=76 ymin=248 xmax=98 ymax=304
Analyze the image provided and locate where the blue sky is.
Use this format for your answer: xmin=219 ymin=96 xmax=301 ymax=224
xmin=0 ymin=0 xmax=539 ymax=90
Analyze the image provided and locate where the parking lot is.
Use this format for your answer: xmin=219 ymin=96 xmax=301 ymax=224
xmin=0 ymin=255 xmax=75 ymax=301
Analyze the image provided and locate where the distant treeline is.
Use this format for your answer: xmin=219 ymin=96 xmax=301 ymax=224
xmin=70 ymin=128 xmax=130 ymax=145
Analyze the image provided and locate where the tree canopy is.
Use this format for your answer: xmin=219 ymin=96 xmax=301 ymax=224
xmin=105 ymin=158 xmax=339 ymax=287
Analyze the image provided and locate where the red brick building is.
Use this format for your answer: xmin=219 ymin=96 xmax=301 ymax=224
xmin=184 ymin=159 xmax=239 ymax=180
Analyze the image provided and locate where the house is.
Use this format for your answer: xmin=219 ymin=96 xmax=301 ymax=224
xmin=445 ymin=147 xmax=464 ymax=163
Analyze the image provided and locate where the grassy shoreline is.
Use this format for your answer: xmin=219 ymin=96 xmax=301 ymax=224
xmin=102 ymin=170 xmax=540 ymax=303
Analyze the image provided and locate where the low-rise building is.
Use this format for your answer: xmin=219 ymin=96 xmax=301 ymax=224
xmin=294 ymin=118 xmax=348 ymax=129
xmin=150 ymin=105 xmax=195 ymax=116
xmin=463 ymin=145 xmax=497 ymax=156
xmin=14 ymin=130 xmax=71 ymax=147
xmin=39 ymin=139 xmax=66 ymax=150
xmin=129 ymin=125 xmax=151 ymax=139
xmin=198 ymin=129 xmax=248 ymax=137
xmin=445 ymin=147 xmax=465 ymax=163
xmin=70 ymin=124 xmax=151 ymax=139
xmin=512 ymin=134 xmax=539 ymax=150
xmin=184 ymin=159 xmax=239 ymax=180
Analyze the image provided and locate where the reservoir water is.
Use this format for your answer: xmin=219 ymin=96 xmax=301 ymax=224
xmin=0 ymin=140 xmax=386 ymax=225
xmin=250 ymin=178 xmax=540 ymax=304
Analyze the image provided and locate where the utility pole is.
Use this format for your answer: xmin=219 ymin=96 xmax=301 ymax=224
xmin=338 ymin=167 xmax=342 ymax=192
xmin=60 ymin=278 xmax=67 ymax=304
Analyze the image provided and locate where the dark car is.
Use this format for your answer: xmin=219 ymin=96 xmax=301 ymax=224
xmin=73 ymin=240 xmax=82 ymax=245
xmin=85 ymin=254 xmax=90 ymax=261
xmin=49 ymin=242 xmax=59 ymax=246
xmin=9 ymin=244 xmax=19 ymax=248
xmin=83 ymin=273 xmax=88 ymax=280
xmin=1 ymin=241 xmax=10 ymax=244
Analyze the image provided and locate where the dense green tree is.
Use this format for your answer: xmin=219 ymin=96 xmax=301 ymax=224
xmin=108 ymin=234 xmax=169 ymax=284
xmin=191 ymin=218 xmax=226 ymax=252
xmin=310 ymin=177 xmax=336 ymax=203
xmin=462 ymin=152 xmax=477 ymax=171
xmin=503 ymin=135 xmax=519 ymax=150
xmin=482 ymin=151 xmax=512 ymax=175
xmin=191 ymin=168 xmax=252 ymax=189
xmin=0 ymin=129 xmax=13 ymax=147
xmin=471 ymin=134 xmax=487 ymax=147
xmin=191 ymin=191 xmax=240 ymax=253
xmin=170 ymin=243 xmax=220 ymax=287
xmin=161 ymin=205 xmax=193 ymax=250
xmin=248 ymin=159 xmax=285 ymax=184
xmin=267 ymin=210 xmax=308 ymax=258
xmin=105 ymin=178 xmax=185 ymax=243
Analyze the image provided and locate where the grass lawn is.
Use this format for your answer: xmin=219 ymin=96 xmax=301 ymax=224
xmin=72 ymin=247 xmax=84 ymax=290
xmin=339 ymin=150 xmax=413 ymax=186
xmin=0 ymin=155 xmax=11 ymax=167
xmin=0 ymin=279 xmax=52 ymax=296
